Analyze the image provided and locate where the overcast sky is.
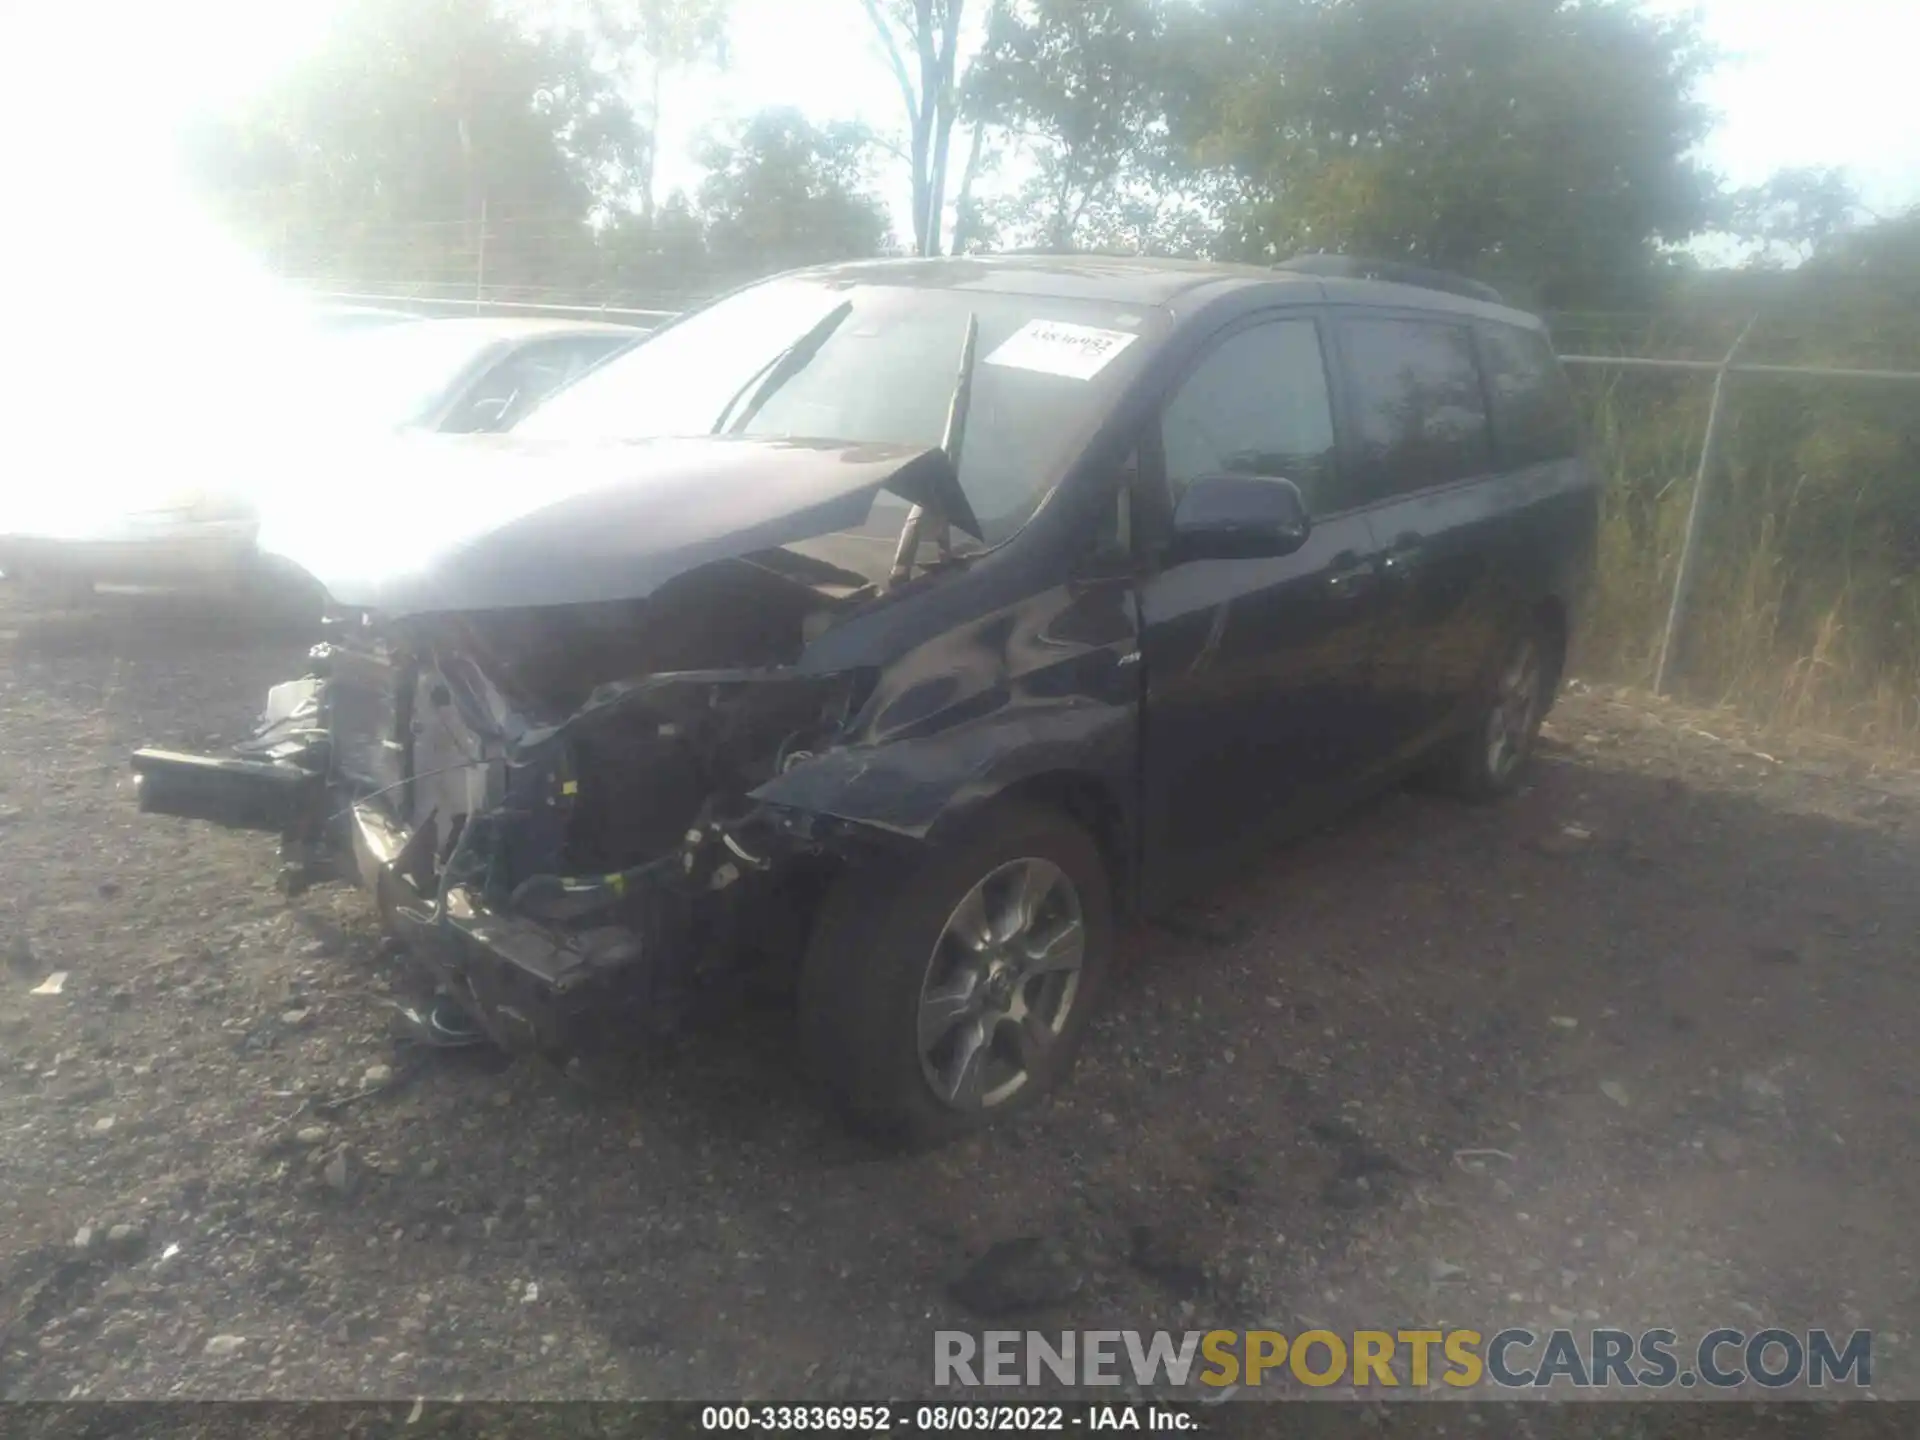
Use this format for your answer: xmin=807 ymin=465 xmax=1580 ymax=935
xmin=4 ymin=0 xmax=1916 ymax=252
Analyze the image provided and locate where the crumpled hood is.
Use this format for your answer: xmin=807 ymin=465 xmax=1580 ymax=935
xmin=257 ymin=432 xmax=977 ymax=617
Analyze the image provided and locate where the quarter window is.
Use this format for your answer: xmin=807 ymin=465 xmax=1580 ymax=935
xmin=1340 ymin=318 xmax=1494 ymax=496
xmin=1478 ymin=322 xmax=1580 ymax=468
xmin=1159 ymin=318 xmax=1342 ymax=515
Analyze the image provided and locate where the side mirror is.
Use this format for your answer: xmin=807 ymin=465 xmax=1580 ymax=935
xmin=1169 ymin=473 xmax=1312 ymax=561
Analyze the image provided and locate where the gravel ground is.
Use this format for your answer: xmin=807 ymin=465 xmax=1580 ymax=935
xmin=2 ymin=590 xmax=1918 ymax=1405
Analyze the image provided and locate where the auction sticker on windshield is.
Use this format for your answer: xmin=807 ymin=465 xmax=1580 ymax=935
xmin=984 ymin=319 xmax=1139 ymax=380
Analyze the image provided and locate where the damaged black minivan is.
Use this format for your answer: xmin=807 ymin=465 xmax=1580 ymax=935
xmin=132 ymin=255 xmax=1595 ymax=1145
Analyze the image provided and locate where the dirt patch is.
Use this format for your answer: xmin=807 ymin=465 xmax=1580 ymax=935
xmin=2 ymin=592 xmax=1918 ymax=1401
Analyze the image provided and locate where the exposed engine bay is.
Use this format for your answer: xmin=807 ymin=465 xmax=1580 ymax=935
xmin=133 ymin=543 xmax=913 ymax=1057
xmin=130 ymin=410 xmax=1005 ymax=1059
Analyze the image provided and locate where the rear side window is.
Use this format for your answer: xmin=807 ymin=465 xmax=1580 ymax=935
xmin=1478 ymin=322 xmax=1580 ymax=467
xmin=1159 ymin=317 xmax=1343 ymax=515
xmin=1338 ymin=317 xmax=1493 ymax=497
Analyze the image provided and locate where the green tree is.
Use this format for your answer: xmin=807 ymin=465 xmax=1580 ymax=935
xmin=1170 ymin=0 xmax=1718 ymax=306
xmin=858 ymin=0 xmax=1004 ymax=256
xmin=594 ymin=191 xmax=715 ymax=300
xmin=1725 ymin=167 xmax=1863 ymax=267
xmin=587 ymin=0 xmax=733 ymax=223
xmin=183 ymin=0 xmax=641 ymax=290
xmin=966 ymin=0 xmax=1177 ymax=251
xmin=696 ymin=108 xmax=892 ymax=278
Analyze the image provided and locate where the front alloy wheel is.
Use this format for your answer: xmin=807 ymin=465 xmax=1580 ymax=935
xmin=799 ymin=801 xmax=1113 ymax=1148
xmin=916 ymin=857 xmax=1085 ymax=1112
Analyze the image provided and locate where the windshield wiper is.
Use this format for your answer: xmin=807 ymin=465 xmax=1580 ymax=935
xmin=711 ymin=299 xmax=854 ymax=436
xmin=890 ymin=312 xmax=978 ymax=589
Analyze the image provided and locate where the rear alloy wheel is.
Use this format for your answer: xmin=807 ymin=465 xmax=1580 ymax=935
xmin=1431 ymin=622 xmax=1552 ymax=801
xmin=1485 ymin=633 xmax=1545 ymax=784
xmin=799 ymin=802 xmax=1112 ymax=1148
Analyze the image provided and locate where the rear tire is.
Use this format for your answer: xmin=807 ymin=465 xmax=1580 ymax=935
xmin=1427 ymin=619 xmax=1554 ymax=802
xmin=798 ymin=801 xmax=1112 ymax=1149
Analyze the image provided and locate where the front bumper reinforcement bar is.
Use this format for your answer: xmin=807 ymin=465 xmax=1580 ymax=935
xmin=130 ymin=746 xmax=639 ymax=1055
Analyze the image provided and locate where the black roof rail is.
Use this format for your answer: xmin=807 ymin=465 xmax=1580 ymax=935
xmin=1274 ymin=254 xmax=1507 ymax=306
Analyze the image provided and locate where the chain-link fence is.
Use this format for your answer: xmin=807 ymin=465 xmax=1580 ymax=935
xmin=1566 ymin=343 xmax=1920 ymax=725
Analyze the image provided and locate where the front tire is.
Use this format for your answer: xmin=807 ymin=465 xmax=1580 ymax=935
xmin=798 ymin=801 xmax=1113 ymax=1148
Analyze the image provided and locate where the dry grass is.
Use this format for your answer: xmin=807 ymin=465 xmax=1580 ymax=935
xmin=1578 ymin=379 xmax=1920 ymax=757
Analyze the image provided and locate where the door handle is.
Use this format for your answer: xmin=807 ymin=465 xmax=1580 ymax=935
xmin=1380 ymin=534 xmax=1425 ymax=579
xmin=1326 ymin=555 xmax=1378 ymax=599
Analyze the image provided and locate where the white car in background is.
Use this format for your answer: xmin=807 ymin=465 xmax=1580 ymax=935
xmin=0 ymin=311 xmax=638 ymax=600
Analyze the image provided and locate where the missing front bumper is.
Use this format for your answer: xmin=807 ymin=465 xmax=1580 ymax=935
xmin=129 ymin=745 xmax=647 ymax=1057
xmin=349 ymin=803 xmax=646 ymax=1056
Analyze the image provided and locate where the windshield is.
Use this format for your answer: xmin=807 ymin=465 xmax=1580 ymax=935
xmin=516 ymin=279 xmax=1164 ymax=545
xmin=290 ymin=322 xmax=506 ymax=432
